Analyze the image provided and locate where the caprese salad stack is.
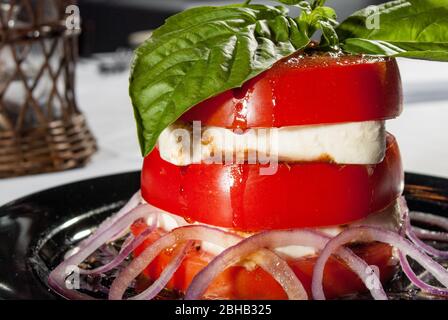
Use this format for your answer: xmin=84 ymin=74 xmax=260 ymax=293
xmin=135 ymin=50 xmax=404 ymax=299
xmin=49 ymin=0 xmax=448 ymax=300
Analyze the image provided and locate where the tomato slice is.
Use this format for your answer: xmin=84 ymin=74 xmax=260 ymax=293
xmin=180 ymin=54 xmax=402 ymax=129
xmin=131 ymin=222 xmax=397 ymax=300
xmin=141 ymin=134 xmax=403 ymax=231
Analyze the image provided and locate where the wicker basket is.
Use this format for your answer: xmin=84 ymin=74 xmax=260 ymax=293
xmin=0 ymin=0 xmax=97 ymax=178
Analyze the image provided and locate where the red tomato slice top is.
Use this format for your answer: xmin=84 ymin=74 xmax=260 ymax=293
xmin=180 ymin=53 xmax=402 ymax=129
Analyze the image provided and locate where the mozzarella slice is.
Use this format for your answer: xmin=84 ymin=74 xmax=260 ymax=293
xmin=158 ymin=121 xmax=386 ymax=165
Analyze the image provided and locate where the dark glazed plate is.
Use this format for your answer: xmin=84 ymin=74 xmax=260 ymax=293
xmin=0 ymin=171 xmax=447 ymax=300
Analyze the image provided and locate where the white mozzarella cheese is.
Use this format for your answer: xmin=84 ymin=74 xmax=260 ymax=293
xmin=158 ymin=121 xmax=386 ymax=165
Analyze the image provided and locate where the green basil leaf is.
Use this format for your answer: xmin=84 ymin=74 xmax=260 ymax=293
xmin=276 ymin=0 xmax=327 ymax=7
xmin=336 ymin=0 xmax=448 ymax=61
xmin=311 ymin=0 xmax=327 ymax=9
xmin=130 ymin=5 xmax=309 ymax=156
xmin=296 ymin=2 xmax=339 ymax=50
xmin=275 ymin=0 xmax=303 ymax=5
xmin=319 ymin=18 xmax=340 ymax=50
xmin=312 ymin=6 xmax=339 ymax=50
xmin=341 ymin=38 xmax=448 ymax=61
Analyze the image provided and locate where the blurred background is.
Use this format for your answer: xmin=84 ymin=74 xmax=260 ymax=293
xmin=77 ymin=0 xmax=383 ymax=55
xmin=1 ymin=0 xmax=448 ymax=205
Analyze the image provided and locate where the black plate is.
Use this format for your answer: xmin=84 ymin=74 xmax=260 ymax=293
xmin=0 ymin=171 xmax=447 ymax=300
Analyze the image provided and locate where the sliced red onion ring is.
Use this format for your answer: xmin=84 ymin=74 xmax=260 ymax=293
xmin=250 ymin=250 xmax=307 ymax=300
xmin=77 ymin=191 xmax=142 ymax=250
xmin=129 ymin=241 xmax=193 ymax=300
xmin=120 ymin=234 xmax=135 ymax=253
xmin=110 ymin=225 xmax=307 ymax=300
xmin=397 ymin=199 xmax=448 ymax=296
xmin=48 ymin=204 xmax=157 ymax=299
xmin=109 ymin=225 xmax=243 ymax=300
xmin=185 ymin=229 xmax=384 ymax=300
xmin=399 ymin=197 xmax=448 ymax=257
xmin=403 ymin=206 xmax=448 ymax=258
xmin=312 ymin=226 xmax=448 ymax=300
xmin=398 ymin=251 xmax=448 ymax=297
xmin=331 ymin=247 xmax=387 ymax=300
xmin=412 ymin=227 xmax=448 ymax=242
xmin=410 ymin=211 xmax=448 ymax=231
xmin=108 ymin=203 xmax=184 ymax=243
xmin=80 ymin=215 xmax=158 ymax=275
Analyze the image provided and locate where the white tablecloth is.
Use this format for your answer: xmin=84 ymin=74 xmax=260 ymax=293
xmin=1 ymin=58 xmax=448 ymax=206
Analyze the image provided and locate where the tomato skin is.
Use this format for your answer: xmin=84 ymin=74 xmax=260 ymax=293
xmin=141 ymin=134 xmax=403 ymax=231
xmin=180 ymin=54 xmax=402 ymax=129
xmin=131 ymin=222 xmax=397 ymax=300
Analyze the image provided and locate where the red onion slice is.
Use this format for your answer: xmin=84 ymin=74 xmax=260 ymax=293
xmin=412 ymin=227 xmax=448 ymax=242
xmin=403 ymin=208 xmax=448 ymax=258
xmin=110 ymin=225 xmax=308 ymax=300
xmin=80 ymin=215 xmax=158 ymax=275
xmin=239 ymin=249 xmax=307 ymax=300
xmin=312 ymin=226 xmax=448 ymax=300
xmin=120 ymin=234 xmax=135 ymax=253
xmin=77 ymin=191 xmax=142 ymax=250
xmin=129 ymin=241 xmax=193 ymax=300
xmin=109 ymin=225 xmax=243 ymax=300
xmin=410 ymin=211 xmax=448 ymax=231
xmin=398 ymin=251 xmax=448 ymax=297
xmin=399 ymin=197 xmax=448 ymax=257
xmin=48 ymin=204 xmax=157 ymax=299
xmin=185 ymin=229 xmax=383 ymax=300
